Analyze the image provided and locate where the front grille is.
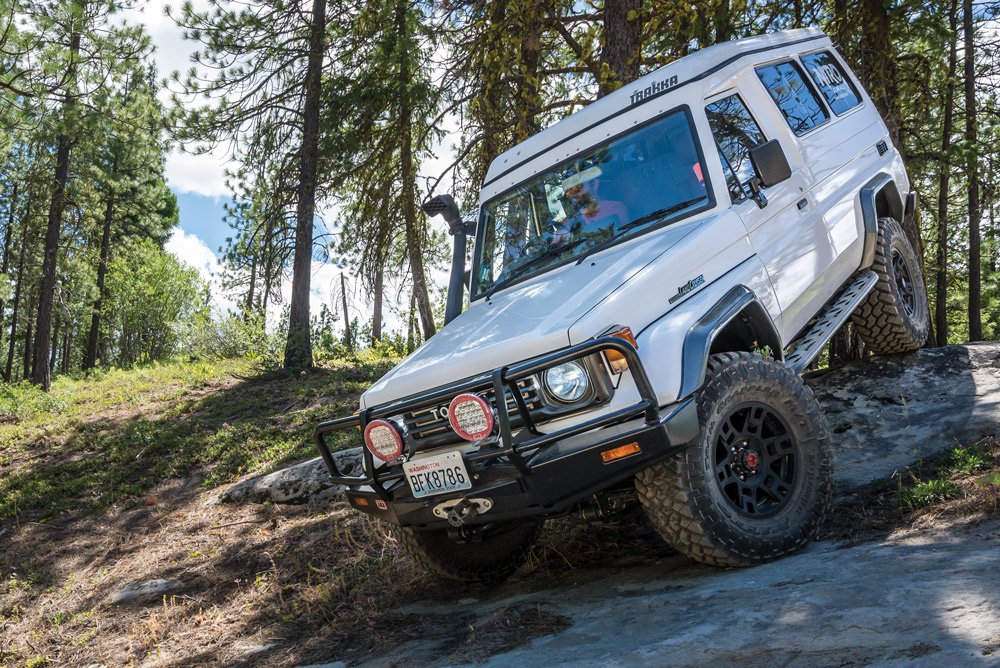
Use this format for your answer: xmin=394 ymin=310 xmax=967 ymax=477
xmin=399 ymin=377 xmax=544 ymax=450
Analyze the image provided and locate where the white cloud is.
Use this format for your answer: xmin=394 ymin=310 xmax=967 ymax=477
xmin=165 ymin=228 xmax=237 ymax=314
xmin=164 ymin=146 xmax=231 ymax=198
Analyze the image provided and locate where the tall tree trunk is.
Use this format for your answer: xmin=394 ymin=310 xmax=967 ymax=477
xmin=406 ymin=288 xmax=416 ymax=354
xmin=62 ymin=327 xmax=71 ymax=374
xmin=283 ymin=0 xmax=326 ymax=369
xmin=262 ymin=216 xmax=275 ymax=316
xmin=22 ymin=319 xmax=32 ymax=381
xmin=340 ymin=271 xmax=352 ymax=351
xmin=50 ymin=316 xmax=59 ymax=373
xmin=32 ymin=130 xmax=72 ymax=390
xmin=4 ymin=215 xmax=28 ymax=382
xmin=245 ymin=246 xmax=257 ymax=317
xmin=397 ymin=0 xmax=435 ymax=340
xmin=858 ymin=0 xmax=902 ymax=148
xmin=599 ymin=0 xmax=642 ymax=96
xmin=372 ymin=261 xmax=384 ymax=344
xmin=32 ymin=21 xmax=80 ymax=390
xmin=0 ymin=182 xmax=17 ymax=331
xmin=513 ymin=1 xmax=544 ymax=140
xmin=84 ymin=188 xmax=113 ymax=370
xmin=964 ymin=0 xmax=982 ymax=341
xmin=936 ymin=0 xmax=959 ymax=347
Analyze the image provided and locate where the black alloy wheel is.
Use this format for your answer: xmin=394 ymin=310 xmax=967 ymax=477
xmin=713 ymin=402 xmax=798 ymax=518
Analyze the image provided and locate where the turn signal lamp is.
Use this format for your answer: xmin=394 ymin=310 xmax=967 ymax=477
xmin=600 ymin=442 xmax=641 ymax=463
xmin=603 ymin=326 xmax=637 ymax=374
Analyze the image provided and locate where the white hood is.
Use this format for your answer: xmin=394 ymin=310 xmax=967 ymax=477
xmin=361 ymin=213 xmax=739 ymax=408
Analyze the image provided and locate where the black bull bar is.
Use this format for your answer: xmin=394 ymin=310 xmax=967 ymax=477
xmin=314 ymin=337 xmax=699 ymax=525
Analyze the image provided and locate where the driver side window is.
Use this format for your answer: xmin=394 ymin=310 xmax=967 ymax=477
xmin=706 ymin=94 xmax=767 ymax=203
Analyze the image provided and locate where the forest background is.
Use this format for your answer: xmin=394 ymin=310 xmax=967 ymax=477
xmin=1 ymin=0 xmax=998 ymax=393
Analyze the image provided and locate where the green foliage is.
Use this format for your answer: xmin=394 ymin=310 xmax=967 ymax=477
xmin=0 ymin=381 xmax=66 ymax=422
xmin=946 ymin=444 xmax=990 ymax=475
xmin=181 ymin=311 xmax=285 ymax=367
xmin=103 ymin=239 xmax=206 ymax=365
xmin=899 ymin=478 xmax=963 ymax=510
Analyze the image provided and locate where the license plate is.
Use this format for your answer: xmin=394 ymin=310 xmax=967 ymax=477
xmin=403 ymin=451 xmax=472 ymax=499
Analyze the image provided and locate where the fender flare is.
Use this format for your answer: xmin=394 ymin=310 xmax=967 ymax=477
xmin=859 ymin=172 xmax=904 ymax=268
xmin=678 ymin=286 xmax=782 ymax=399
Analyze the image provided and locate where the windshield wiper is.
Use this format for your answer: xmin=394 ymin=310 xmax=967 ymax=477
xmin=484 ymin=237 xmax=589 ymax=300
xmin=575 ymin=195 xmax=708 ymax=265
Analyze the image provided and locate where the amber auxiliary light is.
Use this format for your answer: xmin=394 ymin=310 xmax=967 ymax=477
xmin=600 ymin=442 xmax=641 ymax=463
xmin=603 ymin=326 xmax=637 ymax=374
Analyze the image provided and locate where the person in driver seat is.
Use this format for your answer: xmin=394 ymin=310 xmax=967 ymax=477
xmin=552 ymin=165 xmax=629 ymax=244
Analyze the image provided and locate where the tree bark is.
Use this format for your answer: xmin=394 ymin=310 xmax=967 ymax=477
xmin=84 ymin=187 xmax=113 ymax=370
xmin=372 ymin=261 xmax=383 ymax=343
xmin=340 ymin=271 xmax=352 ymax=351
xmin=936 ymin=0 xmax=959 ymax=347
xmin=397 ymin=0 xmax=436 ymax=340
xmin=599 ymin=0 xmax=642 ymax=96
xmin=4 ymin=214 xmax=28 ymax=382
xmin=0 ymin=182 xmax=16 ymax=331
xmin=964 ymin=0 xmax=982 ymax=341
xmin=32 ymin=129 xmax=72 ymax=390
xmin=283 ymin=0 xmax=327 ymax=369
xmin=32 ymin=20 xmax=80 ymax=390
xmin=22 ymin=319 xmax=32 ymax=381
xmin=245 ymin=246 xmax=257 ymax=317
xmin=513 ymin=0 xmax=544 ymax=140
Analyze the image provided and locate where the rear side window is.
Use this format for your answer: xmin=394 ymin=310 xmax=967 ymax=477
xmin=756 ymin=61 xmax=829 ymax=135
xmin=800 ymin=51 xmax=861 ymax=115
xmin=706 ymin=95 xmax=766 ymax=202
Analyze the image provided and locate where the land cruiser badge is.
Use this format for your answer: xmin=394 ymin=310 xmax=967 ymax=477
xmin=669 ymin=274 xmax=705 ymax=304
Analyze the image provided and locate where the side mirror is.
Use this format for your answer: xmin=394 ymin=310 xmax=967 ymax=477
xmin=747 ymin=139 xmax=792 ymax=209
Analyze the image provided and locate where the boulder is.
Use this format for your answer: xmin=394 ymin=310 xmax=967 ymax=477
xmin=806 ymin=342 xmax=1000 ymax=487
xmin=220 ymin=448 xmax=362 ymax=505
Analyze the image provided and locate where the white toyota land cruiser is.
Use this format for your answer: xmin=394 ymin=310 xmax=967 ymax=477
xmin=316 ymin=27 xmax=929 ymax=582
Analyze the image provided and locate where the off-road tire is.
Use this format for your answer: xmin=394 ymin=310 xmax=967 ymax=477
xmin=390 ymin=521 xmax=541 ymax=583
xmin=851 ymin=217 xmax=929 ymax=354
xmin=635 ymin=352 xmax=833 ymax=567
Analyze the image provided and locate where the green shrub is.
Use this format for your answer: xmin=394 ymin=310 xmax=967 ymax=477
xmin=946 ymin=444 xmax=990 ymax=475
xmin=0 ymin=381 xmax=67 ymax=423
xmin=899 ymin=478 xmax=963 ymax=510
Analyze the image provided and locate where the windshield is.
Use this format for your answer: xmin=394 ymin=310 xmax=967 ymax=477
xmin=473 ymin=109 xmax=711 ymax=298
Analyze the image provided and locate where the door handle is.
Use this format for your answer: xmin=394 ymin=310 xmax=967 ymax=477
xmin=797 ymin=197 xmax=808 ymax=210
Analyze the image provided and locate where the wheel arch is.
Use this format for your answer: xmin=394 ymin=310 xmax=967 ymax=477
xmin=679 ymin=286 xmax=783 ymax=399
xmin=859 ymin=173 xmax=904 ymax=268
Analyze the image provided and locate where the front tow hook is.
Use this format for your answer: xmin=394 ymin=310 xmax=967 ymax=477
xmin=446 ymin=499 xmax=479 ymax=527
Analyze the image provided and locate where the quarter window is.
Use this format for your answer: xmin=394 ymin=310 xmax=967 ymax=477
xmin=756 ymin=61 xmax=829 ymax=135
xmin=800 ymin=51 xmax=861 ymax=115
xmin=706 ymin=94 xmax=767 ymax=202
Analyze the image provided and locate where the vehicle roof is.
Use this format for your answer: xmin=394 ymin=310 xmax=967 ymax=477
xmin=480 ymin=27 xmax=831 ymax=203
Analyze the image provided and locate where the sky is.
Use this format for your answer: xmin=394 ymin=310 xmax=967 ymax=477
xmin=131 ymin=0 xmax=458 ymax=336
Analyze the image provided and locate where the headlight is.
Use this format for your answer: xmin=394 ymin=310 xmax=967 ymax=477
xmin=543 ymin=361 xmax=590 ymax=403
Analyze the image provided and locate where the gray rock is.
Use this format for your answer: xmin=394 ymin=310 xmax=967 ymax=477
xmin=220 ymin=448 xmax=362 ymax=505
xmin=807 ymin=342 xmax=1000 ymax=488
xmin=109 ymin=578 xmax=180 ymax=604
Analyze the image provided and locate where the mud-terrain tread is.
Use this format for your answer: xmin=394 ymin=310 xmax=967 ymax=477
xmin=635 ymin=352 xmax=833 ymax=567
xmin=851 ymin=217 xmax=929 ymax=354
xmin=390 ymin=521 xmax=541 ymax=584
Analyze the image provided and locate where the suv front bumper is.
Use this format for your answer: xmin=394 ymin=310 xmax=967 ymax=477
xmin=314 ymin=337 xmax=699 ymax=529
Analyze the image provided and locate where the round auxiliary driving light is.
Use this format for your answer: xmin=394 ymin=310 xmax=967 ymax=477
xmin=448 ymin=393 xmax=495 ymax=441
xmin=544 ymin=361 xmax=589 ymax=403
xmin=363 ymin=419 xmax=404 ymax=462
